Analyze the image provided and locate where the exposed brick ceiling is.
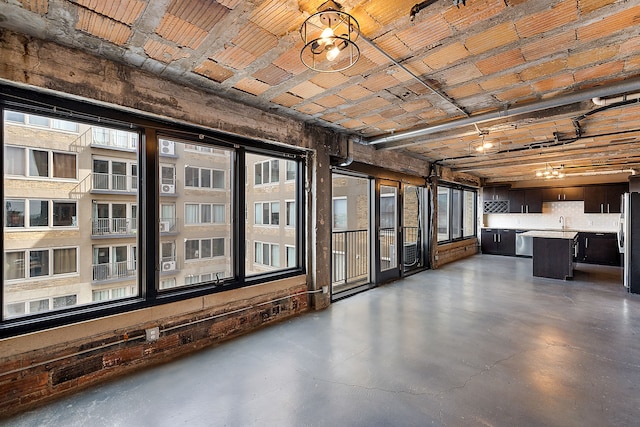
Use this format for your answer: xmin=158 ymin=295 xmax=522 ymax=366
xmin=2 ymin=0 xmax=640 ymax=184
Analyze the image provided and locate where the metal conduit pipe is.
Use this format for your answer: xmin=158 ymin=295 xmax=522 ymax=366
xmin=358 ymin=35 xmax=469 ymax=117
xmin=367 ymin=76 xmax=640 ymax=148
xmin=592 ymin=91 xmax=640 ymax=106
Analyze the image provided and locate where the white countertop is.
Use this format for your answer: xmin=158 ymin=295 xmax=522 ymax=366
xmin=520 ymin=230 xmax=578 ymax=239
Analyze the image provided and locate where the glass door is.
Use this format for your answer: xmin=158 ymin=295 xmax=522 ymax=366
xmin=330 ymin=172 xmax=371 ymax=298
xmin=402 ymin=184 xmax=425 ymax=273
xmin=376 ymin=180 xmax=401 ymax=283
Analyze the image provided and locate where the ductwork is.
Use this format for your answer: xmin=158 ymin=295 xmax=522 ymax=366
xmin=367 ymin=76 xmax=640 ymax=149
xmin=331 ymin=136 xmax=354 ymax=167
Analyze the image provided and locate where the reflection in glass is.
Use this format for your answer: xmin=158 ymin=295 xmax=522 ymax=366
xmin=3 ymin=111 xmax=139 ymax=319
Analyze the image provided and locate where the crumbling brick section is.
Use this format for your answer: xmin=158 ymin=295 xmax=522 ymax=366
xmin=0 ymin=285 xmax=308 ymax=419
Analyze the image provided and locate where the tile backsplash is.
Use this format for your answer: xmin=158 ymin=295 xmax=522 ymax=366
xmin=484 ymin=201 xmax=619 ymax=232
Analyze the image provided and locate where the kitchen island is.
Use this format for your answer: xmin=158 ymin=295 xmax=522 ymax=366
xmin=520 ymin=231 xmax=578 ymax=280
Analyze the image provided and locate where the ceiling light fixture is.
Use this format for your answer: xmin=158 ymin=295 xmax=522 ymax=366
xmin=300 ymin=0 xmax=360 ymax=73
xmin=470 ymin=132 xmax=499 ymax=155
xmin=536 ymin=164 xmax=565 ymax=179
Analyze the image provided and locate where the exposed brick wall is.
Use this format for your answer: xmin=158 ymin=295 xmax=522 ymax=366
xmin=434 ymin=238 xmax=479 ymax=268
xmin=0 ymin=283 xmax=308 ymax=419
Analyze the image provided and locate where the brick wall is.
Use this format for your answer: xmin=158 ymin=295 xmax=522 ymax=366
xmin=0 ymin=279 xmax=309 ymax=418
xmin=434 ymin=238 xmax=479 ymax=268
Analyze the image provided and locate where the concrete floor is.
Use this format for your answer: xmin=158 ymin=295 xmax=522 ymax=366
xmin=3 ymin=255 xmax=640 ymax=427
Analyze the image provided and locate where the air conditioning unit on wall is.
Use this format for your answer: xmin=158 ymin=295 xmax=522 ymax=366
xmin=160 ymin=140 xmax=175 ymax=156
xmin=161 ymin=261 xmax=176 ymax=272
xmin=161 ymin=184 xmax=175 ymax=194
xmin=159 ymin=221 xmax=171 ymax=232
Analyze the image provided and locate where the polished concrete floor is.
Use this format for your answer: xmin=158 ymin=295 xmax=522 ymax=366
xmin=3 ymin=255 xmax=640 ymax=427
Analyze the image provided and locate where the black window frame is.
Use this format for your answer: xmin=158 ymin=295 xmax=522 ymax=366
xmin=437 ymin=182 xmax=477 ymax=244
xmin=0 ymin=84 xmax=306 ymax=338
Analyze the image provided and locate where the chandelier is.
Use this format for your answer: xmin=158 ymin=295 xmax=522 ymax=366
xmin=536 ymin=164 xmax=565 ymax=179
xmin=300 ymin=1 xmax=360 ymax=73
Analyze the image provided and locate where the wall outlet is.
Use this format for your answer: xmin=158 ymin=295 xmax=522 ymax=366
xmin=145 ymin=327 xmax=159 ymax=342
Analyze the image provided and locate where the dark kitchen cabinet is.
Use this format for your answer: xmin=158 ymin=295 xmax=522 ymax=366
xmin=481 ymin=229 xmax=515 ymax=256
xmin=541 ymin=186 xmax=584 ymax=202
xmin=583 ymin=183 xmax=627 ymax=213
xmin=508 ymin=188 xmax=543 ymax=213
xmin=532 ymin=235 xmax=576 ymax=280
xmin=576 ymin=232 xmax=621 ymax=266
xmin=483 ymin=186 xmax=510 ymax=201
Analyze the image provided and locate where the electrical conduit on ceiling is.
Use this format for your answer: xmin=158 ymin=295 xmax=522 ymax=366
xmin=366 ymin=76 xmax=640 ymax=149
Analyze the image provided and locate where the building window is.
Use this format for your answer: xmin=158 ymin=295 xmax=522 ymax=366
xmin=4 ymin=247 xmax=78 ymax=281
xmin=4 ymin=146 xmax=77 ymax=180
xmin=285 ymin=201 xmax=295 ymax=227
xmin=92 ymin=158 xmax=135 ymax=191
xmin=438 ymin=185 xmax=476 ymax=243
xmin=185 ymin=238 xmax=225 ymax=260
xmin=4 ymin=111 xmax=78 ymax=133
xmin=185 ymin=166 xmax=225 ymax=189
xmin=254 ymin=159 xmax=280 ymax=185
xmin=286 ymin=245 xmax=296 ymax=268
xmin=92 ymin=127 xmax=137 ymax=150
xmin=254 ymin=242 xmax=280 ymax=267
xmin=286 ymin=161 xmax=296 ymax=181
xmin=185 ymin=203 xmax=225 ymax=224
xmin=92 ymin=245 xmax=135 ymax=282
xmin=332 ymin=197 xmax=347 ymax=229
xmin=254 ymin=202 xmax=280 ymax=225
xmin=5 ymin=199 xmax=77 ymax=229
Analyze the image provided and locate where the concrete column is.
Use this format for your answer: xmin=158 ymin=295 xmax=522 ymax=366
xmin=309 ymin=142 xmax=332 ymax=310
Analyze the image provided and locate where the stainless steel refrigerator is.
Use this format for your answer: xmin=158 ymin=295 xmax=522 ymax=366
xmin=619 ymin=192 xmax=640 ymax=293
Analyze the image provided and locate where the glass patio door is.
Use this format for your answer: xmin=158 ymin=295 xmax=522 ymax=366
xmin=330 ymin=172 xmax=371 ymax=298
xmin=376 ymin=180 xmax=401 ymax=283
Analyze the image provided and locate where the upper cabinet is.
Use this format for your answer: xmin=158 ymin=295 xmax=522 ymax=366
xmin=541 ymin=186 xmax=584 ymax=202
xmin=508 ymin=188 xmax=543 ymax=213
xmin=583 ymin=183 xmax=627 ymax=213
xmin=482 ymin=185 xmax=510 ymax=201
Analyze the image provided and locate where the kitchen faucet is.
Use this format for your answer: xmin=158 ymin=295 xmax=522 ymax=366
xmin=559 ymin=215 xmax=565 ymax=230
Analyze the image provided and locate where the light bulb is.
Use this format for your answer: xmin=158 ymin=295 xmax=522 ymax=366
xmin=483 ymin=142 xmax=493 ymax=149
xmin=326 ymin=46 xmax=340 ymax=61
xmin=536 ymin=171 xmax=543 ymax=177
xmin=320 ymin=27 xmax=335 ymax=43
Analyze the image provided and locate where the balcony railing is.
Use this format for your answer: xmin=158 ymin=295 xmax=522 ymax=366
xmin=92 ymin=173 xmax=137 ymax=192
xmin=92 ymin=218 xmax=137 ymax=236
xmin=332 ymin=229 xmax=368 ymax=286
xmin=91 ymin=127 xmax=138 ymax=151
xmin=92 ymin=261 xmax=136 ymax=282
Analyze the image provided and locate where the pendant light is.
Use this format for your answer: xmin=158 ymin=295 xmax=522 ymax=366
xmin=300 ymin=0 xmax=360 ymax=73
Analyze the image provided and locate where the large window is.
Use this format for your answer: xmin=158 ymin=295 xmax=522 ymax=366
xmin=2 ymin=97 xmax=304 ymax=334
xmin=3 ymin=109 xmax=139 ymax=322
xmin=159 ymin=138 xmax=234 ymax=289
xmin=437 ymin=185 xmax=477 ymax=243
xmin=246 ymin=153 xmax=299 ymax=275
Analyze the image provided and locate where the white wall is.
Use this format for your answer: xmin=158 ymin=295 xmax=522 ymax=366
xmin=484 ymin=201 xmax=619 ymax=232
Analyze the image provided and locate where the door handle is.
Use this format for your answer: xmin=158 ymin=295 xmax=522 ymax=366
xmin=601 ymin=203 xmax=604 ymax=213
xmin=585 ymin=237 xmax=588 ymax=248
